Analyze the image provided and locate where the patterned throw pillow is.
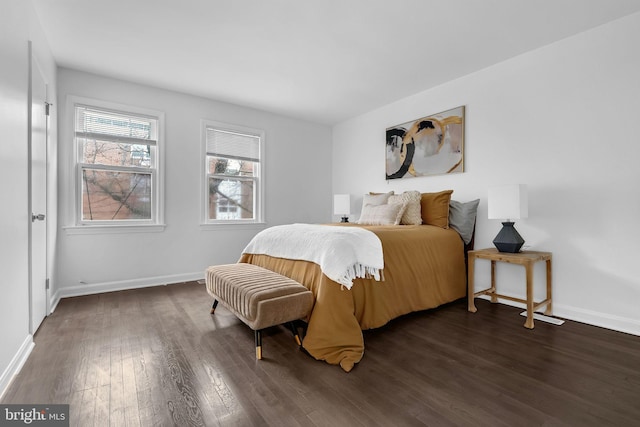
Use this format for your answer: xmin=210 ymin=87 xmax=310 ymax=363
xmin=388 ymin=191 xmax=422 ymax=225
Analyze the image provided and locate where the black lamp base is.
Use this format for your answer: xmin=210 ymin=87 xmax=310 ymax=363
xmin=493 ymin=221 xmax=524 ymax=253
xmin=341 ymin=216 xmax=349 ymax=223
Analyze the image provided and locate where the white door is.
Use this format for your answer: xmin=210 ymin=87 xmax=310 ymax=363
xmin=30 ymin=50 xmax=48 ymax=334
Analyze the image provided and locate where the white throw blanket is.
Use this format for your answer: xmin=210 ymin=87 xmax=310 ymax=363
xmin=242 ymin=223 xmax=384 ymax=289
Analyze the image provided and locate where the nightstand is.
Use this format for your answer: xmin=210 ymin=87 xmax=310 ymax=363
xmin=467 ymin=248 xmax=552 ymax=329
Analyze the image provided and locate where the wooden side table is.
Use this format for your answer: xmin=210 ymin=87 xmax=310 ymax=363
xmin=467 ymin=248 xmax=552 ymax=329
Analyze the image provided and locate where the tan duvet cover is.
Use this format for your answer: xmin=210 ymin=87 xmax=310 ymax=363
xmin=238 ymin=224 xmax=466 ymax=372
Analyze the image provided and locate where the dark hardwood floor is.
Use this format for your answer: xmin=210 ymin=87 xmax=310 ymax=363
xmin=2 ymin=282 xmax=639 ymax=426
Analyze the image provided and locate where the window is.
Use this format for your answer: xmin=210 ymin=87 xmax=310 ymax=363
xmin=203 ymin=121 xmax=264 ymax=224
xmin=73 ymin=100 xmax=163 ymax=227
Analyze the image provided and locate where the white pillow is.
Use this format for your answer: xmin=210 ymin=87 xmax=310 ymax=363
xmin=359 ymin=191 xmax=394 ymax=221
xmin=357 ymin=203 xmax=406 ymax=225
xmin=388 ymin=191 xmax=422 ymax=225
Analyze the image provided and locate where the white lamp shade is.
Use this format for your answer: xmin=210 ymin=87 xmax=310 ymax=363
xmin=488 ymin=184 xmax=528 ymax=220
xmin=333 ymin=194 xmax=351 ymax=215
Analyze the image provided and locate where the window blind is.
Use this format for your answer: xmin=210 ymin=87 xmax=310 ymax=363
xmin=75 ymin=105 xmax=157 ymax=146
xmin=206 ymin=127 xmax=260 ymax=162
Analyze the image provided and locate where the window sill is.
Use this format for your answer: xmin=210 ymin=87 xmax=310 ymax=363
xmin=63 ymin=224 xmax=166 ymax=235
xmin=199 ymin=222 xmax=267 ymax=231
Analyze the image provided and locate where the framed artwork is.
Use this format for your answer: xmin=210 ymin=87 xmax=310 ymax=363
xmin=386 ymin=106 xmax=465 ymax=180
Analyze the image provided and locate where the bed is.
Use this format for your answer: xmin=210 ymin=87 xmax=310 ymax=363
xmin=238 ymin=191 xmax=478 ymax=372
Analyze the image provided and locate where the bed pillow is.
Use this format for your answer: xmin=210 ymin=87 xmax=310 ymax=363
xmin=364 ymin=191 xmax=394 ymax=204
xmin=359 ymin=191 xmax=394 ymax=220
xmin=357 ymin=202 xmax=405 ymax=225
xmin=388 ymin=191 xmax=422 ymax=225
xmin=420 ymin=190 xmax=454 ymax=228
xmin=449 ymin=199 xmax=479 ymax=245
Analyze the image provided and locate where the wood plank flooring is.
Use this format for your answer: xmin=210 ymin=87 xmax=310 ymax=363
xmin=2 ymin=282 xmax=639 ymax=426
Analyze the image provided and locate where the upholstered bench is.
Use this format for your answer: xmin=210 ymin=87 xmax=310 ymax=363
xmin=205 ymin=263 xmax=314 ymax=360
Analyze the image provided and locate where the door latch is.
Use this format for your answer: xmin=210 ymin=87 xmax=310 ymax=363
xmin=32 ymin=213 xmax=45 ymax=222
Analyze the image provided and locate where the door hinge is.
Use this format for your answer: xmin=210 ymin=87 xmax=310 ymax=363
xmin=45 ymin=102 xmax=52 ymax=116
xmin=46 ymin=278 xmax=50 ymax=290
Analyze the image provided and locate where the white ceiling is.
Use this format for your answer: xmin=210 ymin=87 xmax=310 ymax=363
xmin=32 ymin=0 xmax=640 ymax=125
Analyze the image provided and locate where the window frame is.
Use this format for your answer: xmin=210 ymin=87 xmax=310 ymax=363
xmin=201 ymin=119 xmax=265 ymax=227
xmin=66 ymin=96 xmax=165 ymax=233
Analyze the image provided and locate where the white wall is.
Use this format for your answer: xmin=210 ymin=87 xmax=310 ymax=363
xmin=54 ymin=69 xmax=332 ymax=299
xmin=0 ymin=0 xmax=57 ymax=397
xmin=333 ymin=12 xmax=640 ymax=335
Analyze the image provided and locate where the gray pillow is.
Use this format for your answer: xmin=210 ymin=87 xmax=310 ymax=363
xmin=448 ymin=199 xmax=479 ymax=245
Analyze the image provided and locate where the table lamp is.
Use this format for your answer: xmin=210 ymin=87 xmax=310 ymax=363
xmin=488 ymin=184 xmax=528 ymax=253
xmin=333 ymin=194 xmax=351 ymax=223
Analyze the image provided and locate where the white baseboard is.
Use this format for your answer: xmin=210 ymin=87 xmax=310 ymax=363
xmin=49 ymin=290 xmax=61 ymax=314
xmin=477 ymin=295 xmax=640 ymax=336
xmin=553 ymin=304 xmax=640 ymax=337
xmin=0 ymin=335 xmax=35 ymax=400
xmin=56 ymin=272 xmax=205 ymax=299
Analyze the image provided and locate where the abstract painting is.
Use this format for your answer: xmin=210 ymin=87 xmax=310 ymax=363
xmin=386 ymin=106 xmax=465 ymax=180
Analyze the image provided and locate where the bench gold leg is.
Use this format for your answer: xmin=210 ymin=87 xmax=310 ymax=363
xmin=287 ymin=322 xmax=302 ymax=346
xmin=255 ymin=330 xmax=263 ymax=360
xmin=210 ymin=299 xmax=218 ymax=314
